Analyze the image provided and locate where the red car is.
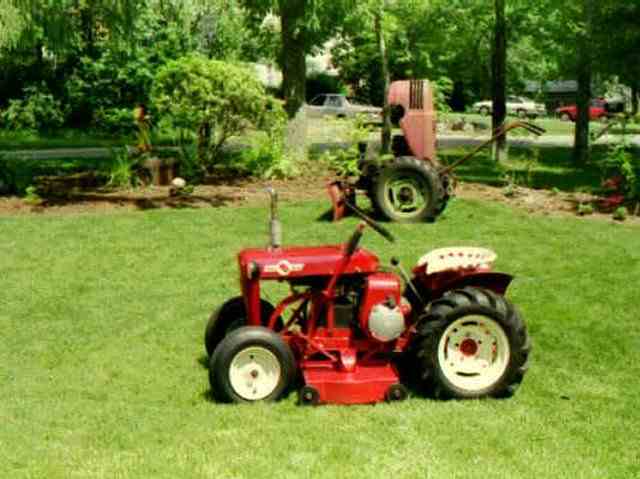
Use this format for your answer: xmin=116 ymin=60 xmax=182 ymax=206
xmin=555 ymin=99 xmax=609 ymax=122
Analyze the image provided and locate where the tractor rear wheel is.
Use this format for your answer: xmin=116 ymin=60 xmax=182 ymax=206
xmin=205 ymin=297 xmax=281 ymax=357
xmin=372 ymin=157 xmax=447 ymax=223
xmin=414 ymin=287 xmax=530 ymax=399
xmin=209 ymin=326 xmax=296 ymax=403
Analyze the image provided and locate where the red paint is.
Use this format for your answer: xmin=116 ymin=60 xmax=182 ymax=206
xmin=227 ymin=224 xmax=513 ymax=405
xmin=388 ymin=80 xmax=437 ymax=162
xmin=302 ymin=361 xmax=399 ymax=405
xmin=460 ymin=339 xmax=478 ymax=356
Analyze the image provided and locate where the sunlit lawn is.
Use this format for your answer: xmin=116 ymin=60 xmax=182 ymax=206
xmin=1 ymin=197 xmax=639 ymax=478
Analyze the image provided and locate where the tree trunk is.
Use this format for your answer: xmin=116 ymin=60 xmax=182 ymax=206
xmin=491 ymin=0 xmax=507 ymax=163
xmin=79 ymin=2 xmax=97 ymax=58
xmin=573 ymin=0 xmax=593 ymax=165
xmin=279 ymin=0 xmax=306 ymax=119
xmin=631 ymin=82 xmax=639 ymax=116
xmin=374 ymin=2 xmax=391 ymax=154
xmin=197 ymin=122 xmax=212 ymax=167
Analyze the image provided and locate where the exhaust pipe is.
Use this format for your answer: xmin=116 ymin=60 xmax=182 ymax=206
xmin=266 ymin=187 xmax=282 ymax=249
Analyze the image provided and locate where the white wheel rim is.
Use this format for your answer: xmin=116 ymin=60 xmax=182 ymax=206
xmin=437 ymin=316 xmax=510 ymax=392
xmin=229 ymin=346 xmax=282 ymax=401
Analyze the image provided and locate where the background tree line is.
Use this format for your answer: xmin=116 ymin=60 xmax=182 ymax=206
xmin=0 ymin=0 xmax=638 ymax=158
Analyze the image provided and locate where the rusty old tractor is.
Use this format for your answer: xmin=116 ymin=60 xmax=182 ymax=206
xmin=327 ymin=79 xmax=545 ymax=222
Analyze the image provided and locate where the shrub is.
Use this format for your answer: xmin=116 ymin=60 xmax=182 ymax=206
xmin=1 ymin=85 xmax=65 ymax=132
xmin=599 ymin=142 xmax=639 ymax=204
xmin=92 ymin=108 xmax=135 ymax=136
xmin=151 ymin=55 xmax=284 ymax=169
xmin=612 ymin=206 xmax=627 ymax=221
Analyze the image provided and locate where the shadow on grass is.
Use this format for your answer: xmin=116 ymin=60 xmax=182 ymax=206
xmin=197 ymin=355 xmax=210 ymax=370
xmin=40 ymin=191 xmax=238 ymax=211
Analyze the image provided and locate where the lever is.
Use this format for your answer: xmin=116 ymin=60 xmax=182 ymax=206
xmin=391 ymin=256 xmax=425 ymax=308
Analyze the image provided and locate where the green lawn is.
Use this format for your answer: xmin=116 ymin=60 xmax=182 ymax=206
xmin=1 ymin=198 xmax=639 ymax=478
xmin=440 ymin=146 xmax=613 ymax=192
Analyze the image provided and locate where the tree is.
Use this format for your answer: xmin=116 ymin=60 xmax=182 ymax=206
xmin=573 ymin=0 xmax=594 ymax=165
xmin=595 ymin=2 xmax=640 ymax=115
xmin=373 ymin=0 xmax=391 ymax=153
xmin=492 ymin=0 xmax=506 ymax=163
xmin=242 ymin=0 xmax=355 ymax=118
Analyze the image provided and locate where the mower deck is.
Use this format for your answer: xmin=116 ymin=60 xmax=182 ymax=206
xmin=302 ymin=360 xmax=400 ymax=405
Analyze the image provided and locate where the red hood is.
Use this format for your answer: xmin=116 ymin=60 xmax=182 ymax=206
xmin=238 ymin=246 xmax=379 ymax=280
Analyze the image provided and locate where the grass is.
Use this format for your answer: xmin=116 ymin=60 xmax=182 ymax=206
xmin=1 ymin=198 xmax=640 ymax=478
xmin=439 ymin=146 xmax=616 ymax=193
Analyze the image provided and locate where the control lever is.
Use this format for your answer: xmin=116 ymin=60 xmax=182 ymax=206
xmin=391 ymin=256 xmax=425 ymax=308
xmin=266 ymin=187 xmax=282 ymax=249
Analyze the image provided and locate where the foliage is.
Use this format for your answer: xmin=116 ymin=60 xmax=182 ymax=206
xmin=107 ymin=148 xmax=139 ymax=188
xmin=599 ymin=142 xmax=639 ymax=203
xmin=577 ymin=203 xmax=593 ymax=215
xmin=241 ymin=115 xmax=299 ymax=179
xmin=151 ymin=54 xmax=284 ymax=167
xmin=92 ymin=107 xmax=134 ymax=136
xmin=322 ymin=115 xmax=376 ymax=177
xmin=0 ymin=84 xmax=65 ymax=131
xmin=176 ymin=143 xmax=205 ymax=184
xmin=22 ymin=185 xmax=43 ymax=205
xmin=612 ymin=206 xmax=627 ymax=221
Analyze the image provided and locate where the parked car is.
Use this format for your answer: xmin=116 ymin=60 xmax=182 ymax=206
xmin=555 ymin=99 xmax=619 ymax=122
xmin=306 ymin=94 xmax=381 ymax=122
xmin=472 ymin=96 xmax=547 ymax=118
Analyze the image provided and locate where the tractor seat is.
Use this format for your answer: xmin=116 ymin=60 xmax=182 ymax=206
xmin=417 ymin=247 xmax=497 ymax=275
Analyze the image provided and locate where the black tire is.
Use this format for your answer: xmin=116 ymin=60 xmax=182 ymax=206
xmin=372 ymin=157 xmax=447 ymax=223
xmin=479 ymin=106 xmax=490 ymax=116
xmin=204 ymin=296 xmax=280 ymax=356
xmin=298 ymin=385 xmax=321 ymax=406
xmin=385 ymin=384 xmax=409 ymax=402
xmin=516 ymin=109 xmax=527 ymax=119
xmin=209 ymin=326 xmax=297 ymax=403
xmin=560 ymin=112 xmax=572 ymax=122
xmin=413 ymin=287 xmax=530 ymax=399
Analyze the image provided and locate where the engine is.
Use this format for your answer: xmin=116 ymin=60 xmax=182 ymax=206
xmin=358 ymin=272 xmax=407 ymax=342
xmin=367 ymin=303 xmax=405 ymax=342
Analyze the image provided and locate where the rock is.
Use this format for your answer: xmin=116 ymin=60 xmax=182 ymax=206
xmin=171 ymin=177 xmax=187 ymax=188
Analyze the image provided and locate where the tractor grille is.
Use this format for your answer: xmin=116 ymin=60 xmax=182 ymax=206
xmin=410 ymin=80 xmax=424 ymax=110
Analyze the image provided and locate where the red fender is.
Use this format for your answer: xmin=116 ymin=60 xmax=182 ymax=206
xmin=436 ymin=272 xmax=514 ymax=296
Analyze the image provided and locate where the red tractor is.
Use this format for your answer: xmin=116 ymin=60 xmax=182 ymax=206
xmin=328 ymin=79 xmax=544 ymax=222
xmin=204 ymin=190 xmax=530 ymax=405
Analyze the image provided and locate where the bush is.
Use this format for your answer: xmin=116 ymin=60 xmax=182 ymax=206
xmin=599 ymin=142 xmax=639 ymax=202
xmin=240 ymin=115 xmax=298 ymax=179
xmin=1 ymin=85 xmax=65 ymax=132
xmin=92 ymin=108 xmax=135 ymax=136
xmin=151 ymin=55 xmax=284 ymax=169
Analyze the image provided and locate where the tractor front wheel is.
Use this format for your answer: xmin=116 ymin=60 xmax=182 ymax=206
xmin=205 ymin=297 xmax=280 ymax=357
xmin=209 ymin=326 xmax=296 ymax=403
xmin=414 ymin=287 xmax=530 ymax=399
xmin=372 ymin=157 xmax=447 ymax=223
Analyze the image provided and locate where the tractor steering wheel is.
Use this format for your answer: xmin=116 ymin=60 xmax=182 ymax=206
xmin=343 ymin=198 xmax=395 ymax=243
